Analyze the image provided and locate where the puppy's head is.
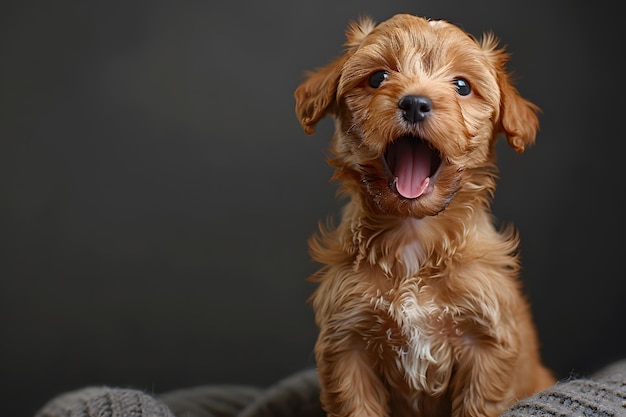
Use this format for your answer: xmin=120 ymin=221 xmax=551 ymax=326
xmin=295 ymin=14 xmax=539 ymax=218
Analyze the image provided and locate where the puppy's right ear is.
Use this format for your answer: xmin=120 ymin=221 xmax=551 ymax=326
xmin=294 ymin=55 xmax=346 ymax=135
xmin=294 ymin=16 xmax=376 ymax=135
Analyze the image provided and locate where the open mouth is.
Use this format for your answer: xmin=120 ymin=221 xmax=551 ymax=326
xmin=384 ymin=135 xmax=442 ymax=199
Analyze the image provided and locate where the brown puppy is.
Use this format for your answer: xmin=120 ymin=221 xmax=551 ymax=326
xmin=294 ymin=14 xmax=555 ymax=417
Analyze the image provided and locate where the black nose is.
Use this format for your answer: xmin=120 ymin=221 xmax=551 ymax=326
xmin=399 ymin=95 xmax=432 ymax=123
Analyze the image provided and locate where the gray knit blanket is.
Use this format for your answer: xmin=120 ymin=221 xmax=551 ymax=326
xmin=35 ymin=360 xmax=626 ymax=417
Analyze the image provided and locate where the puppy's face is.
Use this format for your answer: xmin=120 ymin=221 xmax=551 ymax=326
xmin=295 ymin=14 xmax=539 ymax=218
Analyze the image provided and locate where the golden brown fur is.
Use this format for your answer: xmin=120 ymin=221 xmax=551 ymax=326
xmin=294 ymin=14 xmax=555 ymax=417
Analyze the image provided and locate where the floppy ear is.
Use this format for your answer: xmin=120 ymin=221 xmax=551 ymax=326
xmin=294 ymin=55 xmax=346 ymax=135
xmin=484 ymin=36 xmax=540 ymax=153
xmin=499 ymin=74 xmax=540 ymax=153
xmin=294 ymin=16 xmax=376 ymax=135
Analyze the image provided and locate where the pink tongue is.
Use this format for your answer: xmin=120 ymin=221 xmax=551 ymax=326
xmin=393 ymin=139 xmax=432 ymax=199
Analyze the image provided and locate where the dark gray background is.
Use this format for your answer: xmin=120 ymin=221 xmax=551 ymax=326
xmin=1 ymin=1 xmax=623 ymax=416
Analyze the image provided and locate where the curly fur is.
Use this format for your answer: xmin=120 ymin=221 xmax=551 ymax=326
xmin=294 ymin=14 xmax=554 ymax=417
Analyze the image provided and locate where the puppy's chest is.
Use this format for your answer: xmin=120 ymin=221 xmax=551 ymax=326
xmin=366 ymin=277 xmax=468 ymax=393
xmin=368 ymin=279 xmax=454 ymax=347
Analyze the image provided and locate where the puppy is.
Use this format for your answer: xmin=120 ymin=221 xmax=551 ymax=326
xmin=294 ymin=14 xmax=555 ymax=417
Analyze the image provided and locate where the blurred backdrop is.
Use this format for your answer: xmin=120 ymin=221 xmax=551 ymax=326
xmin=1 ymin=1 xmax=623 ymax=416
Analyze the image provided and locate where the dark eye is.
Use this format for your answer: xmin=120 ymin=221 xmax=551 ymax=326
xmin=369 ymin=70 xmax=388 ymax=88
xmin=453 ymin=78 xmax=471 ymax=96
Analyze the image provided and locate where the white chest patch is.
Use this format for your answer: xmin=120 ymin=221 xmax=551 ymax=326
xmin=393 ymin=293 xmax=453 ymax=395
xmin=369 ymin=218 xmax=455 ymax=395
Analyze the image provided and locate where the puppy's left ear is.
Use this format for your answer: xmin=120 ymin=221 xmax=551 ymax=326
xmin=499 ymin=73 xmax=540 ymax=153
xmin=487 ymin=38 xmax=541 ymax=153
xmin=294 ymin=55 xmax=347 ymax=135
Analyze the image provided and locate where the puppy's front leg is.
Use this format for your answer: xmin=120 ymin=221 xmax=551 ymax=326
xmin=448 ymin=341 xmax=519 ymax=417
xmin=316 ymin=326 xmax=390 ymax=417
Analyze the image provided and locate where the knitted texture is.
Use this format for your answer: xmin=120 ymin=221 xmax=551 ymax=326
xmin=33 ymin=360 xmax=626 ymax=417
xmin=35 ymin=386 xmax=175 ymax=417
xmin=159 ymin=385 xmax=263 ymax=417
xmin=235 ymin=368 xmax=323 ymax=417
xmin=501 ymin=360 xmax=626 ymax=417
